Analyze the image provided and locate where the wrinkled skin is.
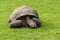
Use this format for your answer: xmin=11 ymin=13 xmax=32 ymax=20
xmin=9 ymin=16 xmax=41 ymax=28
xmin=26 ymin=16 xmax=41 ymax=28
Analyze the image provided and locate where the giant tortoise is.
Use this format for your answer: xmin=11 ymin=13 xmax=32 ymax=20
xmin=8 ymin=6 xmax=41 ymax=28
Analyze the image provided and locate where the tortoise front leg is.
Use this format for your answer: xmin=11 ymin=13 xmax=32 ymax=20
xmin=32 ymin=17 xmax=41 ymax=27
xmin=26 ymin=17 xmax=37 ymax=28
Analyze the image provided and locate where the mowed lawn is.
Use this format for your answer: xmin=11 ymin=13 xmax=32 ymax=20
xmin=0 ymin=0 xmax=60 ymax=40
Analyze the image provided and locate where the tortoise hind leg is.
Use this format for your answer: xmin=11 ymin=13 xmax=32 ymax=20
xmin=10 ymin=20 xmax=23 ymax=28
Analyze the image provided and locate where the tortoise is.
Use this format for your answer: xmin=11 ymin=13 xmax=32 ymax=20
xmin=8 ymin=6 xmax=41 ymax=28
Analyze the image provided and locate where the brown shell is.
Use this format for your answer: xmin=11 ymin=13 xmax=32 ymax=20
xmin=10 ymin=6 xmax=39 ymax=21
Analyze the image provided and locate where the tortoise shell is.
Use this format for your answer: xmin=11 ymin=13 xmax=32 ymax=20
xmin=10 ymin=6 xmax=39 ymax=21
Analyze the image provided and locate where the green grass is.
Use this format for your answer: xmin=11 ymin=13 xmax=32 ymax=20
xmin=0 ymin=0 xmax=60 ymax=40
